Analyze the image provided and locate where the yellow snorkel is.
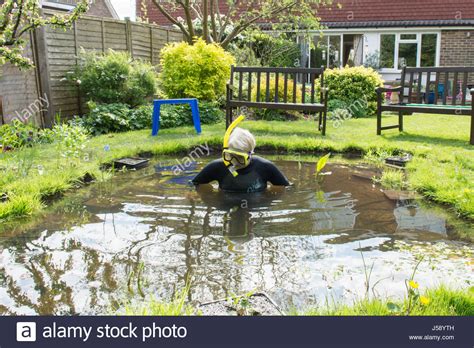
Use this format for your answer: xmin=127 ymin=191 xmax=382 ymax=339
xmin=223 ymin=115 xmax=245 ymax=177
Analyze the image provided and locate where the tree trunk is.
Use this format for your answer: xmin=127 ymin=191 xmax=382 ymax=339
xmin=202 ymin=0 xmax=209 ymax=43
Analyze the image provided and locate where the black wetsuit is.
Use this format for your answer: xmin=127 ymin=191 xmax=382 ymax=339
xmin=192 ymin=156 xmax=290 ymax=193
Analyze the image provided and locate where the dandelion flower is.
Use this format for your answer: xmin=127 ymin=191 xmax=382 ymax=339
xmin=420 ymin=296 xmax=430 ymax=305
xmin=409 ymin=280 xmax=419 ymax=289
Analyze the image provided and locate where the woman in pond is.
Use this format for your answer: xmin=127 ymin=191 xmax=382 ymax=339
xmin=192 ymin=116 xmax=290 ymax=193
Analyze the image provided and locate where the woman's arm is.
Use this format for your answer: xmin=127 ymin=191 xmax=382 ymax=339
xmin=191 ymin=159 xmax=225 ymax=185
xmin=265 ymin=162 xmax=290 ymax=186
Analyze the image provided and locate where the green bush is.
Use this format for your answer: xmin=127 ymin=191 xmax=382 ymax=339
xmin=228 ymin=45 xmax=261 ymax=67
xmin=0 ymin=120 xmax=37 ymax=151
xmin=160 ymin=101 xmax=224 ymax=129
xmin=160 ymin=38 xmax=235 ymax=101
xmin=39 ymin=123 xmax=89 ymax=158
xmin=78 ymin=103 xmax=153 ymax=135
xmin=72 ymin=50 xmax=157 ymax=107
xmin=78 ymin=103 xmax=132 ymax=135
xmin=0 ymin=119 xmax=89 ymax=153
xmin=252 ymin=76 xmax=303 ymax=103
xmin=328 ymin=99 xmax=366 ymax=119
xmin=251 ymin=77 xmax=303 ymax=121
xmin=249 ymin=32 xmax=300 ymax=67
xmin=128 ymin=105 xmax=153 ymax=130
xmin=322 ymin=66 xmax=384 ymax=117
xmin=76 ymin=101 xmax=223 ymax=135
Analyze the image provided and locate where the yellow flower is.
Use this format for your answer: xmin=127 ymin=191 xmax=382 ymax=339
xmin=409 ymin=280 xmax=419 ymax=289
xmin=420 ymin=296 xmax=431 ymax=305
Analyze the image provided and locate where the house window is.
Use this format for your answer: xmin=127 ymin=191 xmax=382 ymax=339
xmin=400 ymin=34 xmax=416 ymax=40
xmin=421 ymin=34 xmax=437 ymax=67
xmin=41 ymin=0 xmax=82 ymax=10
xmin=379 ymin=33 xmax=439 ymax=70
xmin=380 ymin=35 xmax=395 ymax=68
xmin=310 ymin=35 xmax=342 ymax=69
xmin=398 ymin=42 xmax=417 ymax=68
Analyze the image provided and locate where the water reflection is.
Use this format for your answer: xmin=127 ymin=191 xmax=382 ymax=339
xmin=0 ymin=160 xmax=472 ymax=314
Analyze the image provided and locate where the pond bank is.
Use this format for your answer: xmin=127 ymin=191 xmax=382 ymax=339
xmin=122 ymin=285 xmax=474 ymax=316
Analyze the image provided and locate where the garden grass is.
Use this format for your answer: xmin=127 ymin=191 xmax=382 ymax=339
xmin=122 ymin=286 xmax=195 ymax=316
xmin=299 ymin=286 xmax=474 ymax=316
xmin=0 ymin=114 xmax=473 ymax=239
xmin=121 ymin=285 xmax=474 ymax=316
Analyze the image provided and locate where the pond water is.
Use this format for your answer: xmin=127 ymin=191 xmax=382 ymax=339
xmin=0 ymin=158 xmax=472 ymax=315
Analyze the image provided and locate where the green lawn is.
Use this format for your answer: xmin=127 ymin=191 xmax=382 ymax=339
xmin=122 ymin=285 xmax=474 ymax=316
xmin=0 ymin=114 xmax=473 ymax=238
xmin=298 ymin=286 xmax=474 ymax=316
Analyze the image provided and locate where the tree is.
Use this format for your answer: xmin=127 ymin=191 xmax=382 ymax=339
xmin=0 ymin=0 xmax=89 ymax=70
xmin=148 ymin=0 xmax=333 ymax=49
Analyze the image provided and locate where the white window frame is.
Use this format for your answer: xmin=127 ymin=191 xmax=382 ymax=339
xmin=380 ymin=32 xmax=440 ymax=73
xmin=308 ymin=34 xmax=344 ymax=69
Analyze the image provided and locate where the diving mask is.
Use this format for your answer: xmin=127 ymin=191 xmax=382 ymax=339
xmin=222 ymin=149 xmax=252 ymax=167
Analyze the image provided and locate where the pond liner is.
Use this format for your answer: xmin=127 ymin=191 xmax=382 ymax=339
xmin=112 ymin=157 xmax=150 ymax=170
xmin=81 ymin=172 xmax=95 ymax=184
xmin=198 ymin=292 xmax=283 ymax=316
xmin=385 ymin=154 xmax=413 ymax=167
xmin=0 ymin=193 xmax=8 ymax=203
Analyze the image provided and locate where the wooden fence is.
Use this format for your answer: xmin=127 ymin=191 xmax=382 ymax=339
xmin=34 ymin=14 xmax=183 ymax=126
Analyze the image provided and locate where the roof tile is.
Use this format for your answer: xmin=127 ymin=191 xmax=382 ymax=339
xmin=138 ymin=0 xmax=474 ymax=27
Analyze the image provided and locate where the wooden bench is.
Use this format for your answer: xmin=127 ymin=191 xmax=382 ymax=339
xmin=376 ymin=66 xmax=474 ymax=145
xmin=226 ymin=66 xmax=329 ymax=135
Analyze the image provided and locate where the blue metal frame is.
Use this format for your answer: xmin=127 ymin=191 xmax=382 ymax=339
xmin=152 ymin=98 xmax=202 ymax=136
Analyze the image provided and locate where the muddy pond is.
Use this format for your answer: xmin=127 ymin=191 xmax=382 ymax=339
xmin=0 ymin=157 xmax=472 ymax=314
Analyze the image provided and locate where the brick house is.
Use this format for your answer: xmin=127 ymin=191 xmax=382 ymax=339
xmin=137 ymin=0 xmax=474 ymax=82
xmin=42 ymin=0 xmax=119 ymax=19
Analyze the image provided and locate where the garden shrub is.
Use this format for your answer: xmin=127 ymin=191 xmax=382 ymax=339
xmin=39 ymin=123 xmax=89 ymax=158
xmin=160 ymin=101 xmax=224 ymax=129
xmin=228 ymin=45 xmax=261 ymax=67
xmin=0 ymin=120 xmax=37 ymax=151
xmin=72 ymin=50 xmax=157 ymax=107
xmin=77 ymin=101 xmax=223 ymax=135
xmin=160 ymin=38 xmax=235 ymax=101
xmin=328 ymin=99 xmax=366 ymax=119
xmin=250 ymin=77 xmax=303 ymax=121
xmin=78 ymin=103 xmax=132 ymax=135
xmin=248 ymin=32 xmax=300 ymax=67
xmin=321 ymin=66 xmax=384 ymax=117
xmin=252 ymin=77 xmax=303 ymax=103
xmin=128 ymin=105 xmax=153 ymax=130
xmin=0 ymin=119 xmax=89 ymax=153
xmin=328 ymin=99 xmax=348 ymax=112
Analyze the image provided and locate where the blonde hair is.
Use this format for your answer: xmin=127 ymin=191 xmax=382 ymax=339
xmin=228 ymin=127 xmax=256 ymax=153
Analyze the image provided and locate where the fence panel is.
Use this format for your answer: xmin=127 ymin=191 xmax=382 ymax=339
xmin=43 ymin=15 xmax=183 ymax=120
